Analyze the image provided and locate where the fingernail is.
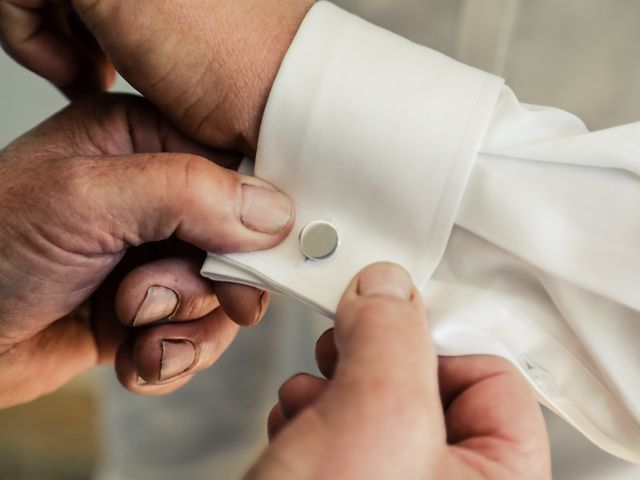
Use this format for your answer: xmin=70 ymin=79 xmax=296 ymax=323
xmin=250 ymin=290 xmax=269 ymax=326
xmin=160 ymin=340 xmax=196 ymax=381
xmin=241 ymin=184 xmax=292 ymax=234
xmin=357 ymin=263 xmax=413 ymax=300
xmin=133 ymin=286 xmax=180 ymax=326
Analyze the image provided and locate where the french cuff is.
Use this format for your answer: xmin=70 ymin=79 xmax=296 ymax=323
xmin=202 ymin=1 xmax=504 ymax=315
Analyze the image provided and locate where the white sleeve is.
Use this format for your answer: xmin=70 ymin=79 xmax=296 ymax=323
xmin=202 ymin=1 xmax=640 ymax=464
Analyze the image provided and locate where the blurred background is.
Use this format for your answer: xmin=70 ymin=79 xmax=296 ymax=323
xmin=0 ymin=49 xmax=98 ymax=480
xmin=1 ymin=0 xmax=640 ymax=479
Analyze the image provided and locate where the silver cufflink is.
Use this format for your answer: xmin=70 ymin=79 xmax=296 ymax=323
xmin=299 ymin=221 xmax=339 ymax=260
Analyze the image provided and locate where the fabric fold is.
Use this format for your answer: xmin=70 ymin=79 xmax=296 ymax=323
xmin=202 ymin=0 xmax=640 ymax=464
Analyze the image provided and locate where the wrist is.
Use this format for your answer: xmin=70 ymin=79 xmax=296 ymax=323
xmin=71 ymin=0 xmax=314 ymax=155
xmin=229 ymin=0 xmax=314 ymax=154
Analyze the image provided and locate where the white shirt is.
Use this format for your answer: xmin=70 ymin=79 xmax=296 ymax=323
xmin=202 ymin=1 xmax=640 ymax=465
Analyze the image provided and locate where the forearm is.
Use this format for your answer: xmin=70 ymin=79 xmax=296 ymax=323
xmin=71 ymin=0 xmax=315 ymax=153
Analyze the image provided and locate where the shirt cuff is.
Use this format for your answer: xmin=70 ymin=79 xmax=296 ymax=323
xmin=204 ymin=0 xmax=503 ymax=314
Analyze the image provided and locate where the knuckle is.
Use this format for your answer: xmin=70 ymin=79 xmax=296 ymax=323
xmin=169 ymin=154 xmax=217 ymax=209
xmin=137 ymin=152 xmax=205 ymax=203
xmin=175 ymin=154 xmax=204 ymax=192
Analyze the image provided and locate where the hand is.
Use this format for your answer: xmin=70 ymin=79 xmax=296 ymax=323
xmin=248 ymin=263 xmax=551 ymax=479
xmin=0 ymin=0 xmax=116 ymax=98
xmin=0 ymin=0 xmax=314 ymax=153
xmin=0 ymin=94 xmax=294 ymax=408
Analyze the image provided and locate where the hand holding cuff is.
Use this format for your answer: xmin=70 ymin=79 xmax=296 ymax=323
xmin=203 ymin=1 xmax=504 ymax=314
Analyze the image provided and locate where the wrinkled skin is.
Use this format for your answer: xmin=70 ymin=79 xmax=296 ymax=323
xmin=0 ymin=94 xmax=294 ymax=407
xmin=0 ymin=0 xmax=312 ymax=406
xmin=250 ymin=264 xmax=551 ymax=480
xmin=1 ymin=2 xmax=551 ymax=478
xmin=0 ymin=0 xmax=314 ymax=152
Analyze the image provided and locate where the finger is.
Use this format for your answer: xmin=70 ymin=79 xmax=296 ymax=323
xmin=80 ymin=151 xmax=294 ymax=254
xmin=57 ymin=8 xmax=116 ymax=99
xmin=267 ymin=403 xmax=287 ymax=441
xmin=91 ymin=240 xmax=183 ymax=366
xmin=214 ymin=283 xmax=269 ymax=327
xmin=115 ymin=336 xmax=194 ymax=397
xmin=249 ymin=264 xmax=443 ymax=479
xmin=116 ymin=307 xmax=239 ymax=392
xmin=267 ymin=374 xmax=329 ymax=443
xmin=314 ymin=328 xmax=337 ymax=379
xmin=116 ymin=257 xmax=268 ymax=328
xmin=438 ymin=355 xmax=550 ymax=477
xmin=278 ymin=373 xmax=328 ymax=420
xmin=0 ymin=1 xmax=114 ymax=94
xmin=331 ymin=263 xmax=439 ymax=414
xmin=0 ymin=1 xmax=81 ymax=87
xmin=115 ymin=256 xmax=219 ymax=327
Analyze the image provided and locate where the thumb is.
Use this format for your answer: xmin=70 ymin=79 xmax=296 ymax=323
xmin=78 ymin=152 xmax=294 ymax=253
xmin=249 ymin=264 xmax=445 ymax=479
xmin=326 ymin=262 xmax=445 ymax=440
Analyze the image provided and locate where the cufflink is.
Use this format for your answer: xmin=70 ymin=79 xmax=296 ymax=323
xmin=299 ymin=221 xmax=339 ymax=260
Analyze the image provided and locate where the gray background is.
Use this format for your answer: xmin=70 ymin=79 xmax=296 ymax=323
xmin=0 ymin=52 xmax=135 ymax=148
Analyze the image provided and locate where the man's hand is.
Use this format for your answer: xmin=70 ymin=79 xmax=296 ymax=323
xmin=0 ymin=94 xmax=294 ymax=408
xmin=0 ymin=0 xmax=116 ymax=98
xmin=0 ymin=0 xmax=314 ymax=153
xmin=249 ymin=263 xmax=551 ymax=479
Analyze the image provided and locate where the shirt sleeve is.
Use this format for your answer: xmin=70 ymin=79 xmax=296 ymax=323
xmin=204 ymin=1 xmax=505 ymax=313
xmin=201 ymin=1 xmax=640 ymax=464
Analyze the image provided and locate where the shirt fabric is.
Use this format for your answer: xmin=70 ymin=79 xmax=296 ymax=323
xmin=202 ymin=1 xmax=640 ymax=464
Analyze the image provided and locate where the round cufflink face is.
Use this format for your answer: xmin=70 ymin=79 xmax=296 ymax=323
xmin=299 ymin=221 xmax=339 ymax=260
